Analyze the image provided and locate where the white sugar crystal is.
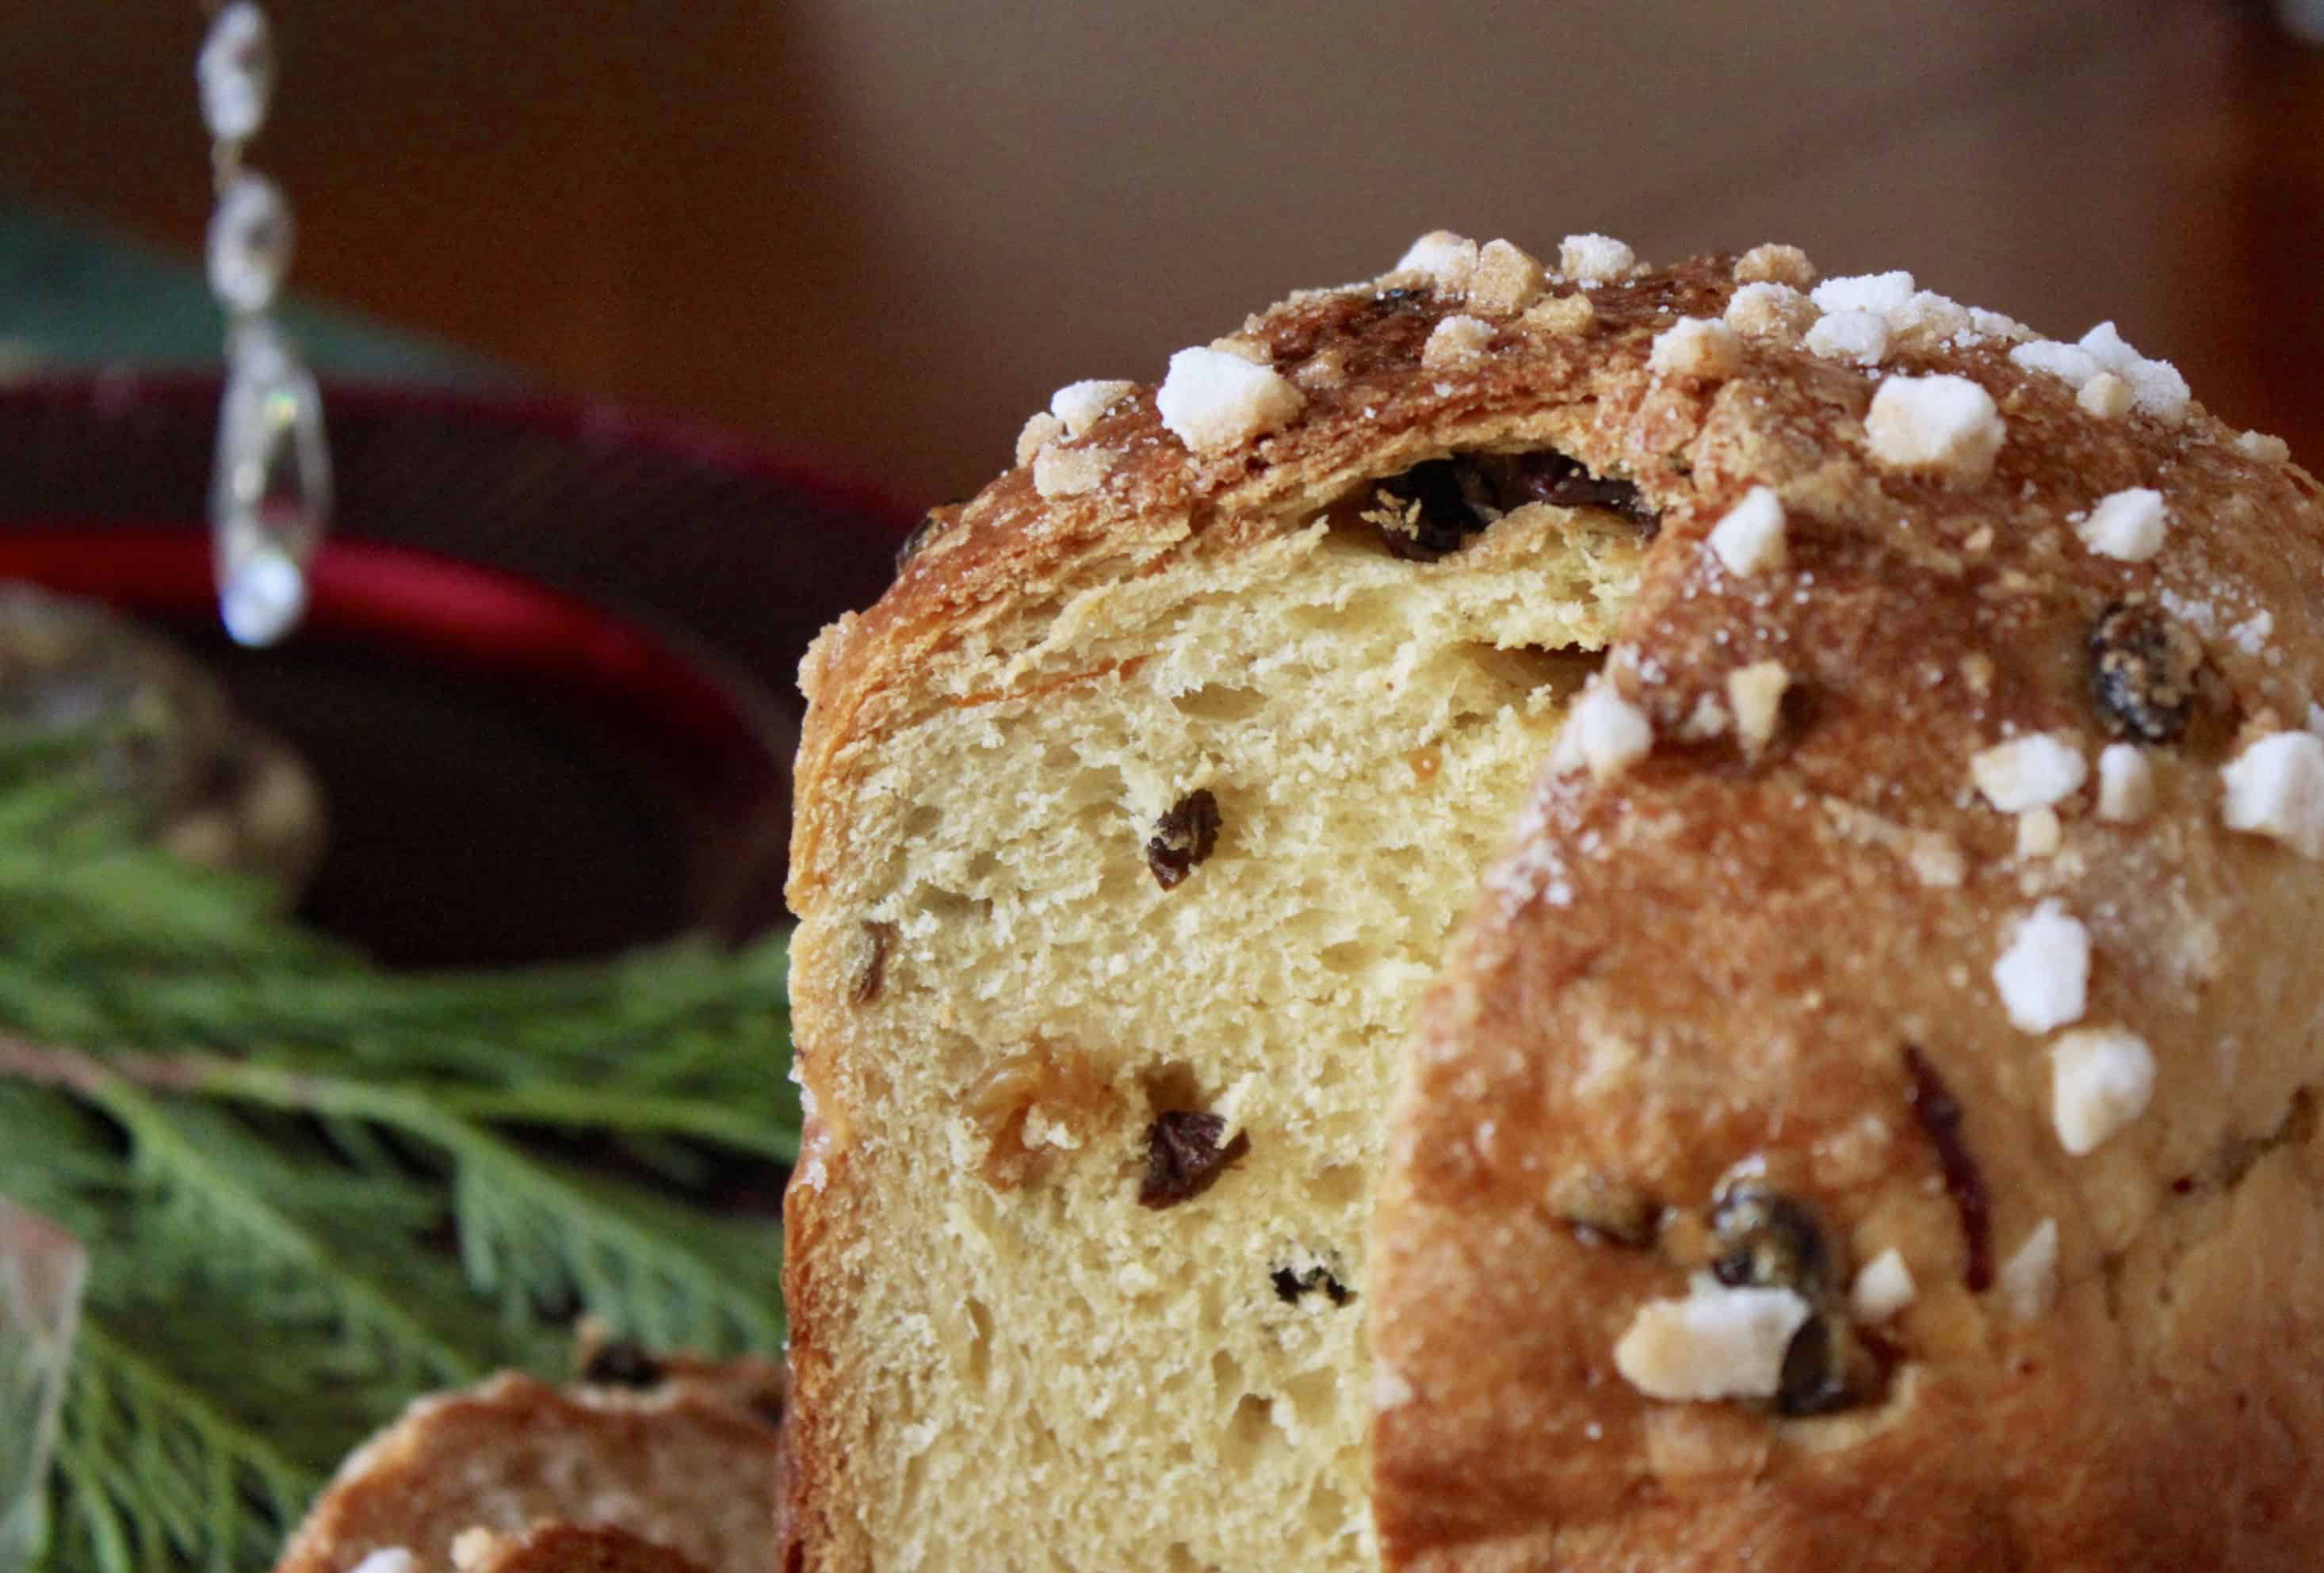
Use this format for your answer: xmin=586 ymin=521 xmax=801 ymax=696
xmin=1049 ymin=378 xmax=1137 ymax=437
xmin=1726 ymin=660 xmax=1790 ymax=757
xmin=2016 ymin=806 xmax=2062 ymax=858
xmin=2231 ymin=609 xmax=2275 ymax=656
xmin=2076 ymin=322 xmax=2191 ymax=423
xmin=2237 ymin=430 xmax=2292 ymax=464
xmin=1371 ymin=1361 xmax=1416 ymax=1411
xmin=1015 ymin=411 xmax=1065 ymax=467
xmin=1989 ymin=901 xmax=2100 ymax=1036
xmin=2123 ymin=357 xmax=2191 ymax=423
xmin=2049 ymin=1028 xmax=2157 ymax=1155
xmin=1865 ymin=373 xmax=2006 ymax=485
xmin=1888 ymin=290 xmax=1970 ymax=342
xmin=1469 ymin=239 xmax=1546 ymax=314
xmin=2222 ymin=731 xmax=2324 ymax=857
xmin=1849 ymin=1250 xmax=1918 ymax=1322
xmin=1557 ymin=681 xmax=1654 ymax=783
xmin=2078 ymin=320 xmax=2140 ymax=371
xmin=2077 ymin=372 xmax=2133 ymax=418
xmin=1724 ymin=281 xmax=1815 ymax=340
xmin=2077 ymin=487 xmax=2168 ymax=562
xmin=1560 ymin=232 xmax=1638 ymax=283
xmin=1972 ymin=733 xmax=2087 ymax=812
xmin=1805 ymin=309 xmax=1890 ymax=366
xmin=351 ymin=1552 xmax=418 ymax=1573
xmin=1032 ymin=444 xmax=1114 ymax=498
xmin=1155 ymin=346 xmax=1304 ymax=452
xmin=1707 ymin=486 xmax=1787 ymax=575
xmin=1733 ymin=243 xmax=1816 ymax=289
xmin=1993 ymin=900 xmax=2090 ymax=1033
xmin=1648 ymin=316 xmax=1744 ymax=380
xmin=2096 ymin=743 xmax=2156 ymax=824
xmin=1811 ymin=271 xmax=1916 ymax=316
xmin=1613 ymin=1277 xmax=1813 ymax=1403
xmin=1909 ymin=834 xmax=1966 ymax=888
xmin=1999 ymin=1219 xmax=2060 ymax=1321
xmin=1423 ymin=314 xmax=1496 ymax=368
xmin=1395 ymin=229 xmax=1479 ymax=290
xmin=1968 ymin=307 xmax=2032 ymax=342
xmin=2009 ymin=339 xmax=2103 ymax=388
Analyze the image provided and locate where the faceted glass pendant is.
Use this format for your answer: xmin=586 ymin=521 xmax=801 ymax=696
xmin=206 ymin=171 xmax=294 ymax=315
xmin=0 ymin=1199 xmax=84 ymax=1573
xmin=197 ymin=2 xmax=274 ymax=143
xmin=211 ymin=319 xmax=332 ymax=647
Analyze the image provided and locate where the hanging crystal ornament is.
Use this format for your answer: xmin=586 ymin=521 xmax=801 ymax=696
xmin=197 ymin=1 xmax=331 ymax=647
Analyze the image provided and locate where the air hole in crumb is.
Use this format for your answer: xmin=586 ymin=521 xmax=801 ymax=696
xmin=1226 ymin=1392 xmax=1279 ymax=1460
xmin=1305 ymin=1483 xmax=1351 ymax=1541
xmin=850 ymin=920 xmax=896 ymax=1005
xmin=1458 ymin=641 xmax=1605 ymax=702
xmin=1171 ymin=685 xmax=1268 ymax=722
xmin=902 ymin=804 xmax=942 ymax=840
xmin=965 ymin=1297 xmax=994 ymax=1389
xmin=1271 ymin=1264 xmax=1352 ymax=1306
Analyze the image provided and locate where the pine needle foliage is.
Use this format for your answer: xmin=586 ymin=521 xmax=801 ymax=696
xmin=0 ymin=730 xmax=799 ymax=1573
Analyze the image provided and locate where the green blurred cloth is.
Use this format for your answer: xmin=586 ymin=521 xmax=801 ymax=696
xmin=0 ymin=200 xmax=503 ymax=384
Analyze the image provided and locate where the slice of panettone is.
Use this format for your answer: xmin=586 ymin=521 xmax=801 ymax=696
xmin=273 ymin=1343 xmax=783 ymax=1573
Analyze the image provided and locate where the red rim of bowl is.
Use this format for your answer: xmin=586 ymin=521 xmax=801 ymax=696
xmin=0 ymin=527 xmax=785 ymax=792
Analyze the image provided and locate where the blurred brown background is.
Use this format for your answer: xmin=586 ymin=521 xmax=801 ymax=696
xmin=1 ymin=0 xmax=2318 ymax=507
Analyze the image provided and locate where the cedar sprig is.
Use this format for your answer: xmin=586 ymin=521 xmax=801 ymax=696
xmin=0 ymin=731 xmax=798 ymax=1573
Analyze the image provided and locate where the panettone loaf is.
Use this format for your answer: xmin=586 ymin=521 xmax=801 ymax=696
xmin=782 ymin=231 xmax=2323 ymax=1571
xmin=273 ymin=1348 xmax=784 ymax=1573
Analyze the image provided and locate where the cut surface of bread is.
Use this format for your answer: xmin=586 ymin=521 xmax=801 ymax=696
xmin=274 ymin=1360 xmax=783 ymax=1573
xmin=786 ymin=459 xmax=1641 ymax=1571
xmin=785 ymin=232 xmax=2324 ymax=1571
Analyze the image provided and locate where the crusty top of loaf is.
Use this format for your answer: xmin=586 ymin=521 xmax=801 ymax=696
xmin=785 ymin=231 xmax=2324 ymax=1571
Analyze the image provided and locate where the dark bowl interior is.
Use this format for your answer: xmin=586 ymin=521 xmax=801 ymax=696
xmin=0 ymin=376 xmax=911 ymax=966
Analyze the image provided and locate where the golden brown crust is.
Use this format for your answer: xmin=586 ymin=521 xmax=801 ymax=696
xmin=274 ymin=1372 xmax=782 ymax=1573
xmin=1363 ymin=278 xmax=2324 ymax=1568
xmin=453 ymin=1524 xmax=710 ymax=1573
xmin=781 ymin=241 xmax=2324 ymax=1571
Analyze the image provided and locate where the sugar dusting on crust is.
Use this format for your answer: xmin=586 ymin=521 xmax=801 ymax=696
xmin=1649 ymin=317 xmax=1745 ymax=381
xmin=1726 ymin=660 xmax=1790 ymax=759
xmin=1558 ymin=233 xmax=1639 ymax=284
xmin=1805 ymin=309 xmax=1890 ymax=367
xmin=1850 ymin=1249 xmax=1918 ymax=1322
xmin=1972 ymin=734 xmax=2087 ymax=812
xmin=2049 ymin=1028 xmax=2157 ymax=1155
xmin=1050 ymin=379 xmax=1137 ymax=437
xmin=2222 ymin=731 xmax=2324 ymax=857
xmin=1993 ymin=899 xmax=2091 ymax=1033
xmin=1999 ymin=1219 xmax=2061 ymax=1321
xmin=1613 ymin=1276 xmax=1813 ymax=1403
xmin=1423 ymin=315 xmax=1496 ymax=368
xmin=2096 ymin=743 xmax=2157 ymax=824
xmin=1707 ymin=486 xmax=1787 ymax=576
xmin=2077 ymin=488 xmax=2169 ymax=562
xmin=1865 ymin=374 xmax=2007 ymax=486
xmin=1468 ymin=239 xmax=1546 ymax=315
xmin=1725 ymin=282 xmax=1818 ymax=342
xmin=1556 ymin=680 xmax=1654 ymax=782
xmin=1733 ymin=242 xmax=1816 ymax=290
xmin=1154 ymin=346 xmax=1304 ymax=452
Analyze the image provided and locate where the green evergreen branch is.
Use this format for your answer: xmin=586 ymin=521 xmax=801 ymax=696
xmin=0 ymin=730 xmax=799 ymax=1573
